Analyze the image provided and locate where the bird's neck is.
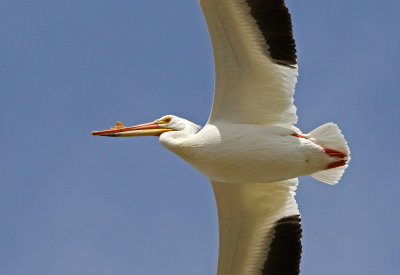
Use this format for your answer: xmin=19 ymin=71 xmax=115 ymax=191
xmin=159 ymin=130 xmax=195 ymax=151
xmin=210 ymin=181 xmax=298 ymax=275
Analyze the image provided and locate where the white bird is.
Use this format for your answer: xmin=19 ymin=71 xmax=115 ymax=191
xmin=92 ymin=0 xmax=350 ymax=274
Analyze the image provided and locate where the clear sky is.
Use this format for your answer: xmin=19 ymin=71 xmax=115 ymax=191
xmin=1 ymin=1 xmax=399 ymax=274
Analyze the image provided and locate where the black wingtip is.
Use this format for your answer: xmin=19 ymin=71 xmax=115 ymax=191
xmin=246 ymin=0 xmax=297 ymax=67
xmin=261 ymin=215 xmax=302 ymax=275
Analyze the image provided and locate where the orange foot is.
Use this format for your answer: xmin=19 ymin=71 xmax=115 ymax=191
xmin=327 ymin=160 xmax=347 ymax=169
xmin=323 ymin=148 xmax=347 ymax=158
xmin=291 ymin=133 xmax=348 ymax=169
xmin=323 ymin=147 xmax=348 ymax=169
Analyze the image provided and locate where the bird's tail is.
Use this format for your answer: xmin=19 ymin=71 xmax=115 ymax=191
xmin=309 ymin=123 xmax=351 ymax=185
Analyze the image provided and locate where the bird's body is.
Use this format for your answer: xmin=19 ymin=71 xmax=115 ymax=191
xmin=161 ymin=121 xmax=340 ymax=184
xmin=92 ymin=0 xmax=351 ymax=274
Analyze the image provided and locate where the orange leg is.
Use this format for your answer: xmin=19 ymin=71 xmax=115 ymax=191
xmin=323 ymin=148 xmax=347 ymax=159
xmin=292 ymin=133 xmax=348 ymax=169
xmin=326 ymin=160 xmax=347 ymax=169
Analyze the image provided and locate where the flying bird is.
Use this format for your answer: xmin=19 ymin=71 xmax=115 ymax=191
xmin=92 ymin=0 xmax=350 ymax=274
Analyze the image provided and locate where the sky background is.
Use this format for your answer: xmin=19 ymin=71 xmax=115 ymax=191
xmin=1 ymin=0 xmax=399 ymax=274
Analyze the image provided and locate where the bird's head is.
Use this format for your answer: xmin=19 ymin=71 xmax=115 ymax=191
xmin=91 ymin=115 xmax=200 ymax=137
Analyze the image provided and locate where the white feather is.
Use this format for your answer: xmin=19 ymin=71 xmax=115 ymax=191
xmin=200 ymin=0 xmax=298 ymax=125
xmin=211 ymin=179 xmax=299 ymax=275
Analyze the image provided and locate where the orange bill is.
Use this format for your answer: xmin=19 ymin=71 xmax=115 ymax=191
xmin=91 ymin=121 xmax=174 ymax=137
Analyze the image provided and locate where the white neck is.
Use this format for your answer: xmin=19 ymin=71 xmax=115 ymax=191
xmin=158 ymin=120 xmax=200 ymax=150
xmin=159 ymin=130 xmax=194 ymax=148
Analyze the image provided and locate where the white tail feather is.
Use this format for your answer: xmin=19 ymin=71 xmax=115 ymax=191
xmin=309 ymin=123 xmax=350 ymax=185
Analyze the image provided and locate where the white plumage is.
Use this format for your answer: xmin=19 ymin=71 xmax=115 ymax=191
xmin=201 ymin=0 xmax=298 ymax=125
xmin=160 ymin=118 xmax=348 ymax=185
xmin=92 ymin=0 xmax=350 ymax=274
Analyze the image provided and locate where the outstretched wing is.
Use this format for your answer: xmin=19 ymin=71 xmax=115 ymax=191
xmin=200 ymin=0 xmax=298 ymax=125
xmin=211 ymin=179 xmax=302 ymax=275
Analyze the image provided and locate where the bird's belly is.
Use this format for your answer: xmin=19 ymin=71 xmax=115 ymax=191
xmin=176 ymin=136 xmax=327 ymax=183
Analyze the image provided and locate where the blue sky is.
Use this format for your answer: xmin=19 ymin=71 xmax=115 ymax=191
xmin=1 ymin=0 xmax=399 ymax=274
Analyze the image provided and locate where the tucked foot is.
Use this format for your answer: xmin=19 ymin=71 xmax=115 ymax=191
xmin=323 ymin=148 xmax=347 ymax=158
xmin=327 ymin=160 xmax=347 ymax=169
xmin=291 ymin=132 xmax=349 ymax=170
xmin=322 ymin=147 xmax=348 ymax=169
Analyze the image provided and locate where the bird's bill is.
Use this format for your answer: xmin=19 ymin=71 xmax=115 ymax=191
xmin=91 ymin=121 xmax=174 ymax=137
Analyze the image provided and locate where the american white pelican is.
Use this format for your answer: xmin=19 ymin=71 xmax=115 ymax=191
xmin=92 ymin=0 xmax=350 ymax=274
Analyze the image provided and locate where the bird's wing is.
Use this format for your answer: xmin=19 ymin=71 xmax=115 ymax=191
xmin=211 ymin=179 xmax=302 ymax=275
xmin=200 ymin=0 xmax=298 ymax=125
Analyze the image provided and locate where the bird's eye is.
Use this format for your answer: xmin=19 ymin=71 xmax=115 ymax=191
xmin=160 ymin=116 xmax=172 ymax=124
